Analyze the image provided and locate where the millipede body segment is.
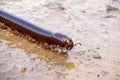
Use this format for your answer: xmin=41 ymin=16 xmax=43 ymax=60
xmin=0 ymin=10 xmax=74 ymax=53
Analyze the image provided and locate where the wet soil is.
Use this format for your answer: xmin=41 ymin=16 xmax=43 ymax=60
xmin=0 ymin=0 xmax=120 ymax=80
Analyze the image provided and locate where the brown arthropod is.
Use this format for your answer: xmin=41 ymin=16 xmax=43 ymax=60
xmin=0 ymin=10 xmax=81 ymax=53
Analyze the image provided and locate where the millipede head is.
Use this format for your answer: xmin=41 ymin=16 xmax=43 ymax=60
xmin=53 ymin=33 xmax=74 ymax=50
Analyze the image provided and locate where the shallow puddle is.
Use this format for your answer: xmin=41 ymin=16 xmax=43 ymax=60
xmin=0 ymin=28 xmax=75 ymax=70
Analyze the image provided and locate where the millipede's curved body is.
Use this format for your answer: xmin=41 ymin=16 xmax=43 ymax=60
xmin=0 ymin=10 xmax=74 ymax=52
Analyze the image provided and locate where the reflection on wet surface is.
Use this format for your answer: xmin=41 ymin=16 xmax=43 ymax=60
xmin=0 ymin=28 xmax=75 ymax=69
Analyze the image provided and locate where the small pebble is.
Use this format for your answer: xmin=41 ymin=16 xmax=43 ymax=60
xmin=61 ymin=48 xmax=68 ymax=53
xmin=45 ymin=2 xmax=65 ymax=10
xmin=101 ymin=70 xmax=109 ymax=76
xmin=97 ymin=74 xmax=100 ymax=77
xmin=96 ymin=47 xmax=100 ymax=50
xmin=116 ymin=74 xmax=120 ymax=76
xmin=93 ymin=53 xmax=101 ymax=59
xmin=105 ymin=29 xmax=109 ymax=34
xmin=106 ymin=5 xmax=119 ymax=13
xmin=97 ymin=70 xmax=109 ymax=77
xmin=104 ymin=15 xmax=112 ymax=18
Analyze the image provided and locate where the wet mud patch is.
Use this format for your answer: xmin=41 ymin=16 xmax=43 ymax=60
xmin=0 ymin=28 xmax=75 ymax=79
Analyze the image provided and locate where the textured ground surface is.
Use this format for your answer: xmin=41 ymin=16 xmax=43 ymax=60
xmin=0 ymin=0 xmax=120 ymax=80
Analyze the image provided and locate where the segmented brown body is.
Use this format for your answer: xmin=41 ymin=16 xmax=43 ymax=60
xmin=0 ymin=10 xmax=74 ymax=52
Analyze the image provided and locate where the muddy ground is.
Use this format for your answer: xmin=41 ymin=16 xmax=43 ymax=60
xmin=0 ymin=0 xmax=120 ymax=80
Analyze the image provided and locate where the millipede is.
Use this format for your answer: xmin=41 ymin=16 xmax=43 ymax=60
xmin=0 ymin=10 xmax=81 ymax=53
